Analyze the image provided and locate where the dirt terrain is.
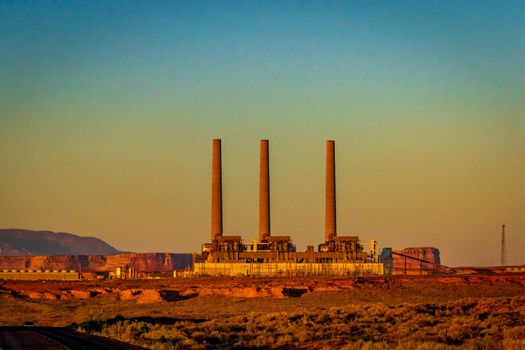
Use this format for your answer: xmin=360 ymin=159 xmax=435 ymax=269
xmin=1 ymin=274 xmax=525 ymax=348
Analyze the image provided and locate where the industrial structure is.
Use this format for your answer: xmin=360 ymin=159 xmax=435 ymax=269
xmin=194 ymin=139 xmax=383 ymax=276
xmin=501 ymin=224 xmax=507 ymax=267
xmin=0 ymin=269 xmax=80 ymax=281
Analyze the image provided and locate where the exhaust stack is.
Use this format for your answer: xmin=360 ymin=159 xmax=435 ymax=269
xmin=259 ymin=139 xmax=270 ymax=241
xmin=211 ymin=139 xmax=223 ymax=241
xmin=325 ymin=140 xmax=336 ymax=242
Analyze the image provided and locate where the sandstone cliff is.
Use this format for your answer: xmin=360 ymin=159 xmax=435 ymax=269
xmin=0 ymin=253 xmax=192 ymax=272
xmin=393 ymin=247 xmax=441 ymax=273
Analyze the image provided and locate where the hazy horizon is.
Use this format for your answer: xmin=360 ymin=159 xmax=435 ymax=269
xmin=1 ymin=1 xmax=524 ymax=266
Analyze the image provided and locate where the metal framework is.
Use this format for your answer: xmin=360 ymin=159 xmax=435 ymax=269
xmin=501 ymin=224 xmax=507 ymax=266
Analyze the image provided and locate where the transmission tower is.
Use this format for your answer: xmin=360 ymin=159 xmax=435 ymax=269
xmin=500 ymin=224 xmax=507 ymax=266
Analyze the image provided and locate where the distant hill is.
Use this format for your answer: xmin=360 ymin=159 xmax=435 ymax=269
xmin=0 ymin=229 xmax=121 ymax=256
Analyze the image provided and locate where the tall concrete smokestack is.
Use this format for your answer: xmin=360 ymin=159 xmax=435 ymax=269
xmin=211 ymin=139 xmax=223 ymax=241
xmin=259 ymin=139 xmax=270 ymax=241
xmin=325 ymin=140 xmax=336 ymax=242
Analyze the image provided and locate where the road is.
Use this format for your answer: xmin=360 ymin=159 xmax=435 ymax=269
xmin=0 ymin=327 xmax=146 ymax=350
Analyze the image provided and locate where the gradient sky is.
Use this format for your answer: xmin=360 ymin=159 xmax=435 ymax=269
xmin=1 ymin=1 xmax=524 ymax=266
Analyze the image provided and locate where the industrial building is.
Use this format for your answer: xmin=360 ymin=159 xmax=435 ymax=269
xmin=193 ymin=139 xmax=384 ymax=276
xmin=0 ymin=269 xmax=80 ymax=281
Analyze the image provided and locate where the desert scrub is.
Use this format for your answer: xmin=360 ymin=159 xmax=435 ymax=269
xmin=77 ymin=296 xmax=525 ymax=349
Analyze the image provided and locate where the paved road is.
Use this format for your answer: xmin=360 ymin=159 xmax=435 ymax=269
xmin=0 ymin=327 xmax=146 ymax=350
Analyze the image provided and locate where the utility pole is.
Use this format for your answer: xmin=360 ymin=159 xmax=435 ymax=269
xmin=501 ymin=224 xmax=507 ymax=267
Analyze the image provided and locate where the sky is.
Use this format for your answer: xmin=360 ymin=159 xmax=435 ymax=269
xmin=0 ymin=1 xmax=524 ymax=266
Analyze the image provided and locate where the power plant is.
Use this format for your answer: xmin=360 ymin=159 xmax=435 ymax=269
xmin=194 ymin=139 xmax=383 ymax=276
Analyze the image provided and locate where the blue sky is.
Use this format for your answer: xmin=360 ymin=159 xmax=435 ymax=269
xmin=1 ymin=1 xmax=524 ymax=265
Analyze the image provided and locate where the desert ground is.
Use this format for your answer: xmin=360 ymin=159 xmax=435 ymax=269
xmin=1 ymin=274 xmax=525 ymax=349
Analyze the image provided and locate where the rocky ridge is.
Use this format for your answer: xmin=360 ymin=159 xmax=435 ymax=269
xmin=0 ymin=229 xmax=120 ymax=256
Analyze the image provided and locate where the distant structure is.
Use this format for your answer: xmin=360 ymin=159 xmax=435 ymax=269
xmin=259 ymin=139 xmax=271 ymax=242
xmin=501 ymin=224 xmax=507 ymax=266
xmin=0 ymin=269 xmax=79 ymax=281
xmin=317 ymin=140 xmax=365 ymax=254
xmin=324 ymin=140 xmax=336 ymax=242
xmin=211 ymin=139 xmax=223 ymax=241
xmin=194 ymin=139 xmax=382 ymax=277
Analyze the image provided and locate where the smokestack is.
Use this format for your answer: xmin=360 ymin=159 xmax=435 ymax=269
xmin=211 ymin=139 xmax=223 ymax=241
xmin=259 ymin=139 xmax=270 ymax=241
xmin=325 ymin=140 xmax=336 ymax=242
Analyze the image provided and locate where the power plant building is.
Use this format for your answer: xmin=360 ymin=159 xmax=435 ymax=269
xmin=193 ymin=139 xmax=384 ymax=276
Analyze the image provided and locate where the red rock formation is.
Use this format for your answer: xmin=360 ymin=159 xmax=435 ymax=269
xmin=393 ymin=247 xmax=441 ymax=274
xmin=0 ymin=253 xmax=192 ymax=272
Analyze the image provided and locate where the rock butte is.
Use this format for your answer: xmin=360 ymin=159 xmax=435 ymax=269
xmin=0 ymin=253 xmax=192 ymax=272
